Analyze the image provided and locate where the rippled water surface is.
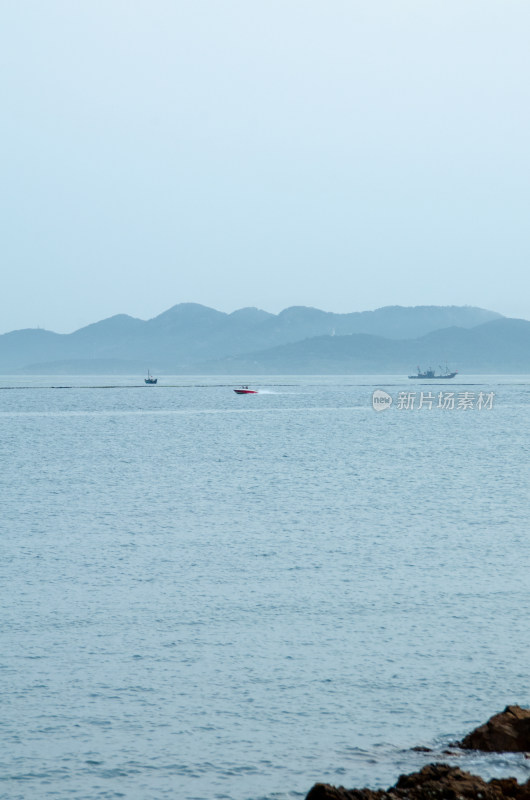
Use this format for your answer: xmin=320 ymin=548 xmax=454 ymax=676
xmin=1 ymin=375 xmax=530 ymax=800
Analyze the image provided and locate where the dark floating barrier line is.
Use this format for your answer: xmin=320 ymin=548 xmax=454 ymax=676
xmin=0 ymin=383 xmax=284 ymax=390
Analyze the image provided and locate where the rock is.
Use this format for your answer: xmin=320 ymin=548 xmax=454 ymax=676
xmin=458 ymin=706 xmax=530 ymax=753
xmin=305 ymin=764 xmax=530 ymax=800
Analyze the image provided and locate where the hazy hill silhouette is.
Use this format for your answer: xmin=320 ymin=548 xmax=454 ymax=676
xmin=199 ymin=317 xmax=530 ymax=374
xmin=0 ymin=303 xmax=515 ymax=373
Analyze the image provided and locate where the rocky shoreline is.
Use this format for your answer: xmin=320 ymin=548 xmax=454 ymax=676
xmin=305 ymin=706 xmax=530 ymax=800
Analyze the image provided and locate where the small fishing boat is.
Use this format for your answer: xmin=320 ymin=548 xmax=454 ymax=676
xmin=234 ymin=385 xmax=258 ymax=394
xmin=145 ymin=371 xmax=158 ymax=385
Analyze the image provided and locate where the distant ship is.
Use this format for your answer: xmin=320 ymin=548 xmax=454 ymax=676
xmin=145 ymin=371 xmax=157 ymax=385
xmin=409 ymin=365 xmax=458 ymax=379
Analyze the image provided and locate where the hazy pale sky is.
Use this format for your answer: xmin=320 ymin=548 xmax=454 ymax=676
xmin=2 ymin=0 xmax=530 ymax=333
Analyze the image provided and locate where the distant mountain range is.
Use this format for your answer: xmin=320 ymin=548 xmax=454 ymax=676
xmin=1 ymin=303 xmax=529 ymax=374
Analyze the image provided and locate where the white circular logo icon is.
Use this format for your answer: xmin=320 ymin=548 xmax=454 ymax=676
xmin=372 ymin=389 xmax=393 ymax=412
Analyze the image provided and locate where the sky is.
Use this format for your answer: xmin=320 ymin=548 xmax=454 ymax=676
xmin=1 ymin=0 xmax=530 ymax=334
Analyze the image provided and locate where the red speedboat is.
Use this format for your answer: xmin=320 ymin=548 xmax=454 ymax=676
xmin=234 ymin=386 xmax=258 ymax=394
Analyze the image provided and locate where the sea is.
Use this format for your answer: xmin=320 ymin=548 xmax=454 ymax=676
xmin=1 ymin=375 xmax=530 ymax=800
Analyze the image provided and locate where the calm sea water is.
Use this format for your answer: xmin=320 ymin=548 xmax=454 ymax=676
xmin=1 ymin=375 xmax=530 ymax=800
